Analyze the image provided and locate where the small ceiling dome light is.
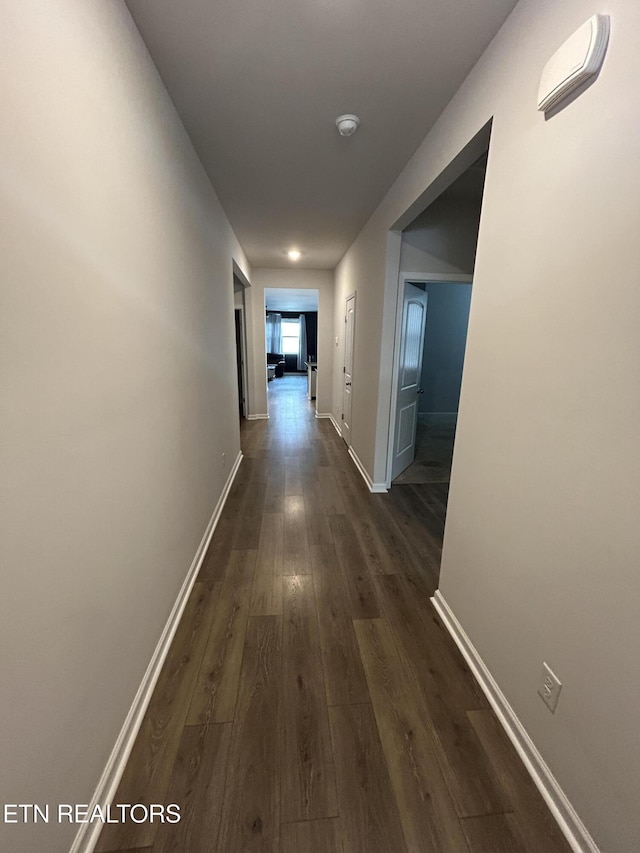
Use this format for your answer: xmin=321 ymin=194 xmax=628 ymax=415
xmin=287 ymin=249 xmax=301 ymax=261
xmin=335 ymin=114 xmax=360 ymax=137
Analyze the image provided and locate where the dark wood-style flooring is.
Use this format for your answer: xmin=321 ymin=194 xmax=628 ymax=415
xmin=96 ymin=376 xmax=571 ymax=853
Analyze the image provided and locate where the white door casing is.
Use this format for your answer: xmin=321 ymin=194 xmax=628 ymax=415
xmin=391 ymin=283 xmax=428 ymax=480
xmin=342 ymin=292 xmax=356 ymax=447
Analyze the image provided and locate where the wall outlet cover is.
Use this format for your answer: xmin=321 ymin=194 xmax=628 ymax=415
xmin=538 ymin=662 xmax=562 ymax=713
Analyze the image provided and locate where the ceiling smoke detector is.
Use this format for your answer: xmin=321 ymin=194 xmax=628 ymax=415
xmin=335 ymin=114 xmax=360 ymax=137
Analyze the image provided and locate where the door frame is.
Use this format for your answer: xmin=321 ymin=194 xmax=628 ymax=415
xmin=232 ymin=259 xmax=254 ymax=418
xmin=385 ymin=271 xmax=472 ymax=489
xmin=234 ymin=305 xmax=249 ymax=419
xmin=341 ymin=290 xmax=357 ymax=447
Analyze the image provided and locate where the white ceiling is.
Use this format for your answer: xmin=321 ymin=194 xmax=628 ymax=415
xmin=126 ymin=0 xmax=517 ymax=269
xmin=265 ymin=288 xmax=319 ymax=312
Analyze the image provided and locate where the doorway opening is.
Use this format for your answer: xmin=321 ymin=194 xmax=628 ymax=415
xmin=388 ymin=150 xmax=488 ymax=490
xmin=264 ymin=287 xmax=319 ymax=410
xmin=233 ymin=271 xmax=250 ymax=421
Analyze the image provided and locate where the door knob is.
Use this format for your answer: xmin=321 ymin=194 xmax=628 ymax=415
xmin=417 ymin=388 xmax=424 ymax=394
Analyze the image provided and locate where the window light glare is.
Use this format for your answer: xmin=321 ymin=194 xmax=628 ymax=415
xmin=287 ymin=249 xmax=301 ymax=261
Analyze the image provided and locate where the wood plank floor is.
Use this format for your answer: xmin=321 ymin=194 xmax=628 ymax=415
xmin=96 ymin=375 xmax=571 ymax=853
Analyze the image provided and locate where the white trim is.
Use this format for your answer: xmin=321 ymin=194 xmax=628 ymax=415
xmin=232 ymin=260 xmax=254 ymax=419
xmin=315 ymin=412 xmax=342 ymax=436
xmin=386 ymin=271 xmax=473 ymax=489
xmin=234 ymin=304 xmax=250 ymax=419
xmin=342 ymin=290 xmax=357 ymax=450
xmin=431 ymin=590 xmax=601 ymax=853
xmin=247 ymin=413 xmax=269 ymax=420
xmin=348 ymin=446 xmax=388 ymax=494
xmin=399 ymin=271 xmax=473 ymax=283
xmin=70 ymin=451 xmax=244 ymax=853
xmin=232 ymin=258 xmax=251 ymax=290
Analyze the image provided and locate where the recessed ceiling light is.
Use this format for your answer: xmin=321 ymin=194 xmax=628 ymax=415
xmin=287 ymin=249 xmax=301 ymax=261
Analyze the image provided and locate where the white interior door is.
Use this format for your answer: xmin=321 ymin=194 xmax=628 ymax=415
xmin=391 ymin=283 xmax=428 ymax=480
xmin=342 ymin=293 xmax=356 ymax=446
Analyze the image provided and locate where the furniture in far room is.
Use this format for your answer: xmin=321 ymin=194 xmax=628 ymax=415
xmin=266 ymin=352 xmax=285 ymax=380
xmin=305 ymin=360 xmax=317 ymax=399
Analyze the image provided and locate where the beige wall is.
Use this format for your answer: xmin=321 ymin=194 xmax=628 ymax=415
xmin=400 ymin=192 xmax=481 ymax=274
xmin=247 ymin=268 xmax=334 ymax=417
xmin=332 ymin=0 xmax=640 ymax=850
xmin=0 ymin=2 xmax=249 ymax=852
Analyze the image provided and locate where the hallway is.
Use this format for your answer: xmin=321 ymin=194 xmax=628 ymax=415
xmin=96 ymin=378 xmax=570 ymax=853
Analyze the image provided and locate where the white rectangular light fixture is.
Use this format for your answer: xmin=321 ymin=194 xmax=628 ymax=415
xmin=537 ymin=14 xmax=610 ymax=112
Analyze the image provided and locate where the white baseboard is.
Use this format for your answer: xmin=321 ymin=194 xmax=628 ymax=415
xmin=70 ymin=451 xmax=244 ymax=853
xmin=431 ymin=590 xmax=600 ymax=853
xmin=247 ymin=413 xmax=269 ymax=420
xmin=348 ymin=446 xmax=388 ymax=494
xmin=315 ymin=412 xmax=342 ymax=437
xmin=314 ymin=416 xmax=385 ymax=492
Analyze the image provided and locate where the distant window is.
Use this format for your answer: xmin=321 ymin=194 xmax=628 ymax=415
xmin=281 ymin=318 xmax=300 ymax=354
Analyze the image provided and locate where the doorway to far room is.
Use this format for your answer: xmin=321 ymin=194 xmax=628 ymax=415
xmin=265 ymin=287 xmax=319 ymax=409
